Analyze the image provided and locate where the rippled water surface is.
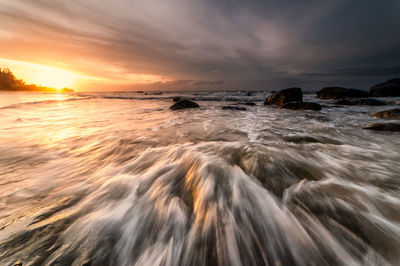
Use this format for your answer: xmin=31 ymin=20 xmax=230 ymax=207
xmin=0 ymin=91 xmax=399 ymax=266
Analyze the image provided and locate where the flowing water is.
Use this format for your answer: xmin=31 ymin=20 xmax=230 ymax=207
xmin=0 ymin=91 xmax=399 ymax=266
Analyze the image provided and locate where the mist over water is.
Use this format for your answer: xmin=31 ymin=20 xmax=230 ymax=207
xmin=0 ymin=91 xmax=399 ymax=266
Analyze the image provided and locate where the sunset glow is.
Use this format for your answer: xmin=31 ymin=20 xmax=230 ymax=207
xmin=0 ymin=58 xmax=80 ymax=90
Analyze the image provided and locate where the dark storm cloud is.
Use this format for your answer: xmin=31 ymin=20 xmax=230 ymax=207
xmin=0 ymin=0 xmax=399 ymax=90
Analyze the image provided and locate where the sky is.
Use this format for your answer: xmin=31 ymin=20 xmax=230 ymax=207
xmin=0 ymin=0 xmax=399 ymax=91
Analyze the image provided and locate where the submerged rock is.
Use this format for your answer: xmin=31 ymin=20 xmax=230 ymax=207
xmin=373 ymin=108 xmax=400 ymax=119
xmin=316 ymin=87 xmax=370 ymax=99
xmin=283 ymin=135 xmax=323 ymax=144
xmin=370 ymin=78 xmax=400 ymax=97
xmin=170 ymin=99 xmax=199 ymax=110
xmin=354 ymin=98 xmax=387 ymax=106
xmin=282 ymin=102 xmax=322 ymax=111
xmin=264 ymin=87 xmax=303 ymax=107
xmin=363 ymin=123 xmax=400 ymax=132
xmin=304 ymin=114 xmax=331 ymax=122
xmin=335 ymin=99 xmax=355 ymax=105
xmin=221 ymin=105 xmax=247 ymax=111
xmin=236 ymin=101 xmax=256 ymax=106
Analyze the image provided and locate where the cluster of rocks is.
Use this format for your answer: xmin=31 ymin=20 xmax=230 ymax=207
xmin=169 ymin=97 xmax=254 ymax=111
xmin=168 ymin=78 xmax=400 ymax=132
xmin=314 ymin=79 xmax=400 ymax=132
xmin=263 ymin=87 xmax=322 ymax=110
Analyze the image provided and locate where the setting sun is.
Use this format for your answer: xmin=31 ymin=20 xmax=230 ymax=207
xmin=0 ymin=58 xmax=77 ymax=90
xmin=27 ymin=65 xmax=76 ymax=90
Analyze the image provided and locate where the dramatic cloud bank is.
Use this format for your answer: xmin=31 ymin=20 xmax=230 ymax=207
xmin=0 ymin=0 xmax=399 ymax=90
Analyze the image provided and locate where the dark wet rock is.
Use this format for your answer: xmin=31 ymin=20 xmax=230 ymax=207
xmin=304 ymin=114 xmax=331 ymax=122
xmin=136 ymin=91 xmax=144 ymax=93
xmin=283 ymin=135 xmax=341 ymax=145
xmin=172 ymin=96 xmax=183 ymax=102
xmin=282 ymin=102 xmax=322 ymax=111
xmin=316 ymin=87 xmax=370 ymax=99
xmin=335 ymin=99 xmax=355 ymax=105
xmin=370 ymin=78 xmax=400 ymax=97
xmin=246 ymin=91 xmax=253 ymax=96
xmin=236 ymin=102 xmax=256 ymax=106
xmin=354 ymin=98 xmax=386 ymax=106
xmin=363 ymin=123 xmax=400 ymax=132
xmin=221 ymin=105 xmax=247 ymax=111
xmin=264 ymin=87 xmax=303 ymax=107
xmin=373 ymin=109 xmax=400 ymax=119
xmin=283 ymin=136 xmax=323 ymax=144
xmin=170 ymin=99 xmax=200 ymax=110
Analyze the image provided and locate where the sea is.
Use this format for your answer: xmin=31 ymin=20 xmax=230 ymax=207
xmin=0 ymin=90 xmax=399 ymax=266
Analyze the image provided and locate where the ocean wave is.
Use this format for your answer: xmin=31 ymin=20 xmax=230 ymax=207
xmin=0 ymin=142 xmax=396 ymax=265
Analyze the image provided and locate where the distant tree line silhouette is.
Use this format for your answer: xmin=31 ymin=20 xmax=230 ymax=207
xmin=0 ymin=67 xmax=73 ymax=92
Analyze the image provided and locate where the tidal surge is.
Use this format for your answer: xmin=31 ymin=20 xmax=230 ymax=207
xmin=0 ymin=91 xmax=399 ymax=266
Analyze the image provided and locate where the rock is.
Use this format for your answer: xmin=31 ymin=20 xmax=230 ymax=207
xmin=172 ymin=96 xmax=183 ymax=102
xmin=236 ymin=102 xmax=256 ymax=106
xmin=247 ymin=91 xmax=253 ymax=96
xmin=304 ymin=114 xmax=331 ymax=122
xmin=370 ymin=78 xmax=400 ymax=97
xmin=316 ymin=87 xmax=370 ymax=99
xmin=354 ymin=98 xmax=386 ymax=106
xmin=136 ymin=91 xmax=144 ymax=93
xmin=264 ymin=87 xmax=303 ymax=107
xmin=222 ymin=105 xmax=247 ymax=111
xmin=373 ymin=108 xmax=400 ymax=119
xmin=170 ymin=99 xmax=200 ymax=110
xmin=283 ymin=135 xmax=322 ymax=144
xmin=282 ymin=102 xmax=322 ymax=111
xmin=335 ymin=99 xmax=355 ymax=105
xmin=363 ymin=123 xmax=400 ymax=132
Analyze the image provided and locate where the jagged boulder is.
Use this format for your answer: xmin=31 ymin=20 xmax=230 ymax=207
xmin=264 ymin=87 xmax=303 ymax=107
xmin=316 ymin=87 xmax=369 ymax=99
xmin=370 ymin=78 xmax=400 ymax=97
xmin=170 ymin=99 xmax=199 ymax=110
xmin=282 ymin=102 xmax=322 ymax=111
xmin=373 ymin=108 xmax=400 ymax=119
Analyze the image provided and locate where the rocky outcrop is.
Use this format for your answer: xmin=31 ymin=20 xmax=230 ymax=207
xmin=264 ymin=87 xmax=303 ymax=107
xmin=370 ymin=78 xmax=400 ymax=97
xmin=282 ymin=102 xmax=322 ymax=111
xmin=373 ymin=108 xmax=400 ymax=119
xmin=170 ymin=99 xmax=200 ymax=110
xmin=221 ymin=106 xmax=247 ymax=111
xmin=316 ymin=87 xmax=369 ymax=99
xmin=353 ymin=99 xmax=387 ymax=106
xmin=363 ymin=123 xmax=400 ymax=132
